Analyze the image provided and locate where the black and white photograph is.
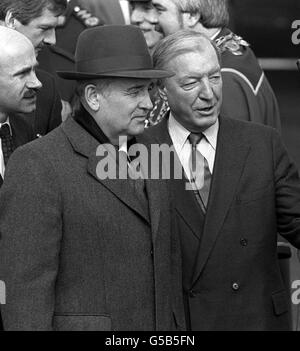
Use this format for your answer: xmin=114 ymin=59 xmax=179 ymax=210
xmin=0 ymin=0 xmax=300 ymax=336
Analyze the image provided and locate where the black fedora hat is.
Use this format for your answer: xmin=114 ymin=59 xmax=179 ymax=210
xmin=57 ymin=25 xmax=173 ymax=80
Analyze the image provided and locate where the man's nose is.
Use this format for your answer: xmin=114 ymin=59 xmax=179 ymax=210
xmin=199 ymin=77 xmax=214 ymax=100
xmin=139 ymin=92 xmax=153 ymax=111
xmin=43 ymin=28 xmax=56 ymax=46
xmin=28 ymin=72 xmax=42 ymax=90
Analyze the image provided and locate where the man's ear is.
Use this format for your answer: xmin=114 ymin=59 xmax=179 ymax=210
xmin=84 ymin=84 xmax=101 ymax=111
xmin=4 ymin=11 xmax=20 ymax=29
xmin=182 ymin=12 xmax=200 ymax=29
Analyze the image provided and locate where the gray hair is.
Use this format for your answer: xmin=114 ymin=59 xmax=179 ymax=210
xmin=173 ymin=0 xmax=229 ymax=28
xmin=153 ymin=29 xmax=221 ymax=76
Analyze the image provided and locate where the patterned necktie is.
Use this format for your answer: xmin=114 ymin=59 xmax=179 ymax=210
xmin=0 ymin=124 xmax=15 ymax=166
xmin=188 ymin=132 xmax=212 ymax=211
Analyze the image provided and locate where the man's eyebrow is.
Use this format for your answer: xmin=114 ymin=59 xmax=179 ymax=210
xmin=13 ymin=62 xmax=39 ymax=77
xmin=126 ymin=84 xmax=147 ymax=92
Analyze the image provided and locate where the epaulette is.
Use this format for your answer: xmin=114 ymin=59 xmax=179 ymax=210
xmin=215 ymin=33 xmax=250 ymax=56
xmin=73 ymin=5 xmax=101 ymax=27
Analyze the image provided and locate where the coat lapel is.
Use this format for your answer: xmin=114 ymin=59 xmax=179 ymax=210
xmin=146 ymin=117 xmax=205 ymax=240
xmin=191 ymin=118 xmax=251 ymax=285
xmin=62 ymin=117 xmax=150 ymax=223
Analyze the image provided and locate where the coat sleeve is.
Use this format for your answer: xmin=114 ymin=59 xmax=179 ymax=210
xmin=272 ymin=129 xmax=300 ymax=247
xmin=0 ymin=145 xmax=62 ymax=330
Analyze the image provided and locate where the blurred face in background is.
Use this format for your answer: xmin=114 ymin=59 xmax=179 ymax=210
xmin=11 ymin=7 xmax=60 ymax=55
xmin=130 ymin=1 xmax=163 ymax=50
xmin=152 ymin=0 xmax=183 ymax=37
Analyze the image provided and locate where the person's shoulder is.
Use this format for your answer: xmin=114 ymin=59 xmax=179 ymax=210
xmin=216 ymin=28 xmax=263 ymax=87
xmin=222 ymin=116 xmax=279 ymax=140
xmin=13 ymin=124 xmax=65 ymax=157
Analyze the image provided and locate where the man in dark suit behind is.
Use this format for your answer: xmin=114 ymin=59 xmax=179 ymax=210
xmin=0 ymin=0 xmax=67 ymax=135
xmin=0 ymin=25 xmax=185 ymax=331
xmin=144 ymin=30 xmax=300 ymax=330
xmin=0 ymin=26 xmax=42 ymax=329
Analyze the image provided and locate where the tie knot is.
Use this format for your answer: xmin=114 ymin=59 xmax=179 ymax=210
xmin=0 ymin=124 xmax=11 ymax=138
xmin=188 ymin=132 xmax=204 ymax=147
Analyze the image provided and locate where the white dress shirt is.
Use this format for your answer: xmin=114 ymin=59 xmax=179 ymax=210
xmin=0 ymin=118 xmax=12 ymax=179
xmin=168 ymin=114 xmax=219 ymax=181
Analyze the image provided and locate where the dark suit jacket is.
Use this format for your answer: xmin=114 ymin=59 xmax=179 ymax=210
xmin=0 ymin=114 xmax=34 ymax=330
xmin=144 ymin=116 xmax=300 ymax=330
xmin=30 ymin=69 xmax=62 ymax=136
xmin=218 ymin=28 xmax=281 ymax=132
xmin=0 ymin=117 xmax=185 ymax=331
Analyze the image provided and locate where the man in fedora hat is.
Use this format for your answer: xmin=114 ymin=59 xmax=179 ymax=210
xmin=0 ymin=25 xmax=186 ymax=331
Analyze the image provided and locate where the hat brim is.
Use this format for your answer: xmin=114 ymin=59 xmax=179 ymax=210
xmin=57 ymin=69 xmax=174 ymax=80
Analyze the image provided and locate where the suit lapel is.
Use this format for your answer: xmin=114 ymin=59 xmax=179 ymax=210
xmin=147 ymin=117 xmax=204 ymax=240
xmin=191 ymin=118 xmax=251 ymax=285
xmin=62 ymin=117 xmax=150 ymax=223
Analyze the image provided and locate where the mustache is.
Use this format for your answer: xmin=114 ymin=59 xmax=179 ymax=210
xmin=23 ymin=89 xmax=38 ymax=98
xmin=154 ymin=24 xmax=163 ymax=34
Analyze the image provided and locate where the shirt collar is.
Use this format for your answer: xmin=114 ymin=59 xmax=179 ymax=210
xmin=211 ymin=28 xmax=222 ymax=41
xmin=168 ymin=113 xmax=219 ymax=151
xmin=0 ymin=118 xmax=12 ymax=136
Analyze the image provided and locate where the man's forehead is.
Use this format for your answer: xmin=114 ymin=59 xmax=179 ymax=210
xmin=168 ymin=51 xmax=219 ymax=73
xmin=28 ymin=7 xmax=60 ymax=26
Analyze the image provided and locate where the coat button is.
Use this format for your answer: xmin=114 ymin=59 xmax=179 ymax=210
xmin=240 ymin=238 xmax=248 ymax=246
xmin=232 ymin=282 xmax=240 ymax=291
xmin=189 ymin=290 xmax=197 ymax=298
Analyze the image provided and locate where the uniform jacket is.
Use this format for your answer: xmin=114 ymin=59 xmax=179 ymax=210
xmin=0 ymin=113 xmax=34 ymax=329
xmin=38 ymin=0 xmax=102 ymax=102
xmin=217 ymin=28 xmax=281 ymax=131
xmin=144 ymin=115 xmax=300 ymax=330
xmin=0 ymin=116 xmax=185 ymax=331
xmin=81 ymin=0 xmax=126 ymax=25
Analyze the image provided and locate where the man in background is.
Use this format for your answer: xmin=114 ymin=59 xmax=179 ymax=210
xmin=0 ymin=0 xmax=66 ymax=135
xmin=0 ymin=26 xmax=42 ymax=329
xmin=151 ymin=0 xmax=281 ymax=130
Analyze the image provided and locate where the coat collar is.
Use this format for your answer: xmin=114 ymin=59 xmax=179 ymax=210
xmin=62 ymin=117 xmax=166 ymax=242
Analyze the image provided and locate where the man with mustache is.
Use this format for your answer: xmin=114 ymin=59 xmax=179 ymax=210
xmin=0 ymin=26 xmax=42 ymax=330
xmin=130 ymin=0 xmax=163 ymax=52
xmin=0 ymin=27 xmax=42 ymax=182
xmin=0 ymin=0 xmax=67 ymax=135
xmin=144 ymin=30 xmax=300 ymax=330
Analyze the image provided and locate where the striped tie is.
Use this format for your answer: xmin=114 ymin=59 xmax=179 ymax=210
xmin=188 ymin=132 xmax=212 ymax=212
xmin=0 ymin=124 xmax=15 ymax=166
